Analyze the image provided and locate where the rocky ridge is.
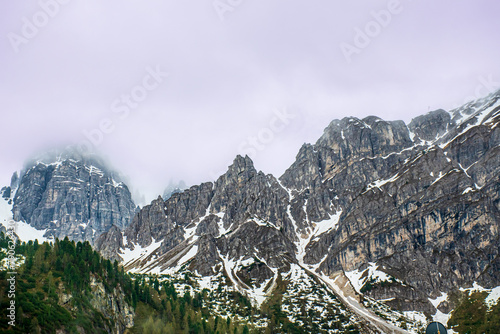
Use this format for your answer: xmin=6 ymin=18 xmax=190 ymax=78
xmin=95 ymin=89 xmax=500 ymax=330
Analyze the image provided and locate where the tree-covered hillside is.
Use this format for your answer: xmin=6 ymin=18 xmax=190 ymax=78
xmin=2 ymin=232 xmax=498 ymax=333
xmin=0 ymin=233 xmax=253 ymax=333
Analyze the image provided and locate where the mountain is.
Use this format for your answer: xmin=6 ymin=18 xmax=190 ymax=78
xmin=0 ymin=148 xmax=137 ymax=244
xmin=162 ymin=180 xmax=187 ymax=200
xmin=95 ymin=89 xmax=500 ymax=332
xmin=1 ymin=89 xmax=499 ymax=332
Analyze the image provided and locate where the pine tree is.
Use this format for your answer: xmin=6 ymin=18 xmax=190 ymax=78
xmin=55 ymin=257 xmax=63 ymax=271
xmin=30 ymin=317 xmax=41 ymax=334
xmin=166 ymin=299 xmax=173 ymax=322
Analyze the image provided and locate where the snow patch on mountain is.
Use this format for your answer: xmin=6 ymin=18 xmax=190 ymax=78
xmin=459 ymin=282 xmax=500 ymax=308
xmin=177 ymin=244 xmax=198 ymax=266
xmin=0 ymin=197 xmax=13 ymax=227
xmin=485 ymin=286 xmax=500 ymax=307
xmin=0 ymin=195 xmax=49 ymax=242
xmin=312 ymin=210 xmax=342 ymax=240
xmin=11 ymin=221 xmax=49 ymax=242
xmin=364 ymin=174 xmax=400 ymax=193
xmin=439 ymin=96 xmax=500 ymax=149
xmin=345 ymin=262 xmax=399 ymax=294
xmin=121 ymin=237 xmax=163 ymax=267
xmin=319 ymin=273 xmax=408 ymax=333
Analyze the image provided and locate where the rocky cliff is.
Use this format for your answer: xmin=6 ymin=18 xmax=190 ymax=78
xmin=8 ymin=148 xmax=137 ymax=244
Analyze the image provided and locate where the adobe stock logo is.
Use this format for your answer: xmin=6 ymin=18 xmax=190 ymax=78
xmin=7 ymin=0 xmax=71 ymax=53
xmin=208 ymin=107 xmax=297 ymax=180
xmin=79 ymin=65 xmax=169 ymax=152
xmin=340 ymin=0 xmax=408 ymax=64
xmin=462 ymin=75 xmax=499 ymax=105
xmin=213 ymin=0 xmax=243 ymax=21
xmin=236 ymin=108 xmax=297 ymax=159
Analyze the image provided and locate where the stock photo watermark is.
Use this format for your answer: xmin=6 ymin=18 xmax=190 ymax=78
xmin=462 ymin=74 xmax=499 ymax=105
xmin=237 ymin=108 xmax=297 ymax=158
xmin=5 ymin=220 xmax=18 ymax=327
xmin=79 ymin=65 xmax=169 ymax=151
xmin=213 ymin=0 xmax=244 ymax=21
xmin=7 ymin=0 xmax=71 ymax=54
xmin=209 ymin=107 xmax=297 ymax=180
xmin=340 ymin=0 xmax=409 ymax=64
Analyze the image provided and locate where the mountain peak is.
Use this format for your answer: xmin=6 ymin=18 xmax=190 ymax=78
xmin=220 ymin=155 xmax=255 ymax=177
xmin=10 ymin=147 xmax=136 ymax=243
xmin=214 ymin=154 xmax=257 ymax=186
xmin=25 ymin=145 xmax=104 ymax=167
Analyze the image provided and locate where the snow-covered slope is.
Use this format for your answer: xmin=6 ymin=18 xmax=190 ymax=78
xmin=1 ymin=185 xmax=48 ymax=242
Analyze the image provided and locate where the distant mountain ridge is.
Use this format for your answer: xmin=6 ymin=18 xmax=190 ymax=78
xmin=162 ymin=179 xmax=187 ymax=200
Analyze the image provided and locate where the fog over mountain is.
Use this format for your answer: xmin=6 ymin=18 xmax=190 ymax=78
xmin=1 ymin=1 xmax=500 ymax=202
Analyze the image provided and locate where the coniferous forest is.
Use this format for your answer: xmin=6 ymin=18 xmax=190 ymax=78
xmin=0 ymin=233 xmax=253 ymax=334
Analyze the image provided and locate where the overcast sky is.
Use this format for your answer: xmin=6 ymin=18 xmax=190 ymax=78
xmin=1 ymin=1 xmax=500 ymax=203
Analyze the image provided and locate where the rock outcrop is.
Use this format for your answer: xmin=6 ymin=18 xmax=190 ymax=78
xmin=88 ymin=273 xmax=135 ymax=333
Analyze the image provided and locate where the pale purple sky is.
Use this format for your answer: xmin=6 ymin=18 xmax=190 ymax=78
xmin=1 ymin=1 xmax=499 ymax=203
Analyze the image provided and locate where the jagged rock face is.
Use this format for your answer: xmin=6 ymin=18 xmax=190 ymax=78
xmin=124 ymin=196 xmax=170 ymax=247
xmin=217 ymin=221 xmax=296 ymax=270
xmin=120 ymin=182 xmax=215 ymax=255
xmin=280 ymin=117 xmax=413 ymax=190
xmin=195 ymin=214 xmax=221 ymax=237
xmin=11 ymin=150 xmax=136 ymax=243
xmin=408 ymin=109 xmax=451 ymax=142
xmin=189 ymin=235 xmax=220 ymax=276
xmin=444 ymin=123 xmax=500 ymax=185
xmin=166 ymin=182 xmax=214 ymax=227
xmin=210 ymin=156 xmax=294 ymax=239
xmin=98 ymin=155 xmax=297 ymax=285
xmin=302 ymin=92 xmax=500 ymax=312
xmin=88 ymin=273 xmax=135 ymax=333
xmin=1 ymin=186 xmax=11 ymax=200
xmin=94 ymin=225 xmax=124 ymax=261
xmin=97 ymin=89 xmax=500 ymax=320
xmin=55 ymin=271 xmax=134 ymax=333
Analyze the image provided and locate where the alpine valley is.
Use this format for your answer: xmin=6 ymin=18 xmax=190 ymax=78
xmin=1 ymin=89 xmax=500 ymax=333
